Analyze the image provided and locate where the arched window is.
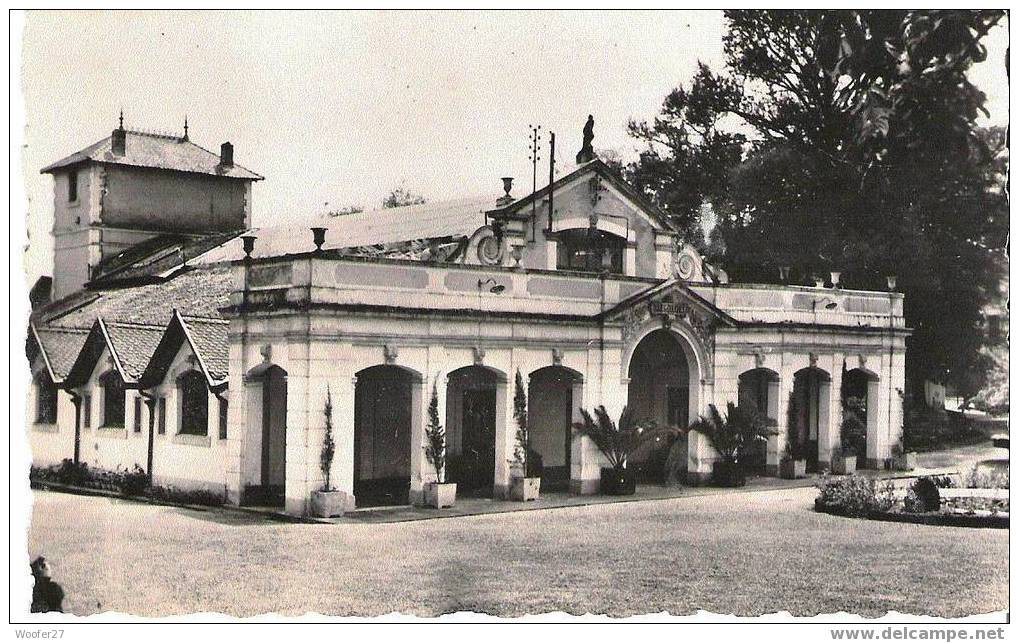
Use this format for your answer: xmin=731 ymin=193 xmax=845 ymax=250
xmin=34 ymin=373 xmax=58 ymax=425
xmin=556 ymin=228 xmax=625 ymax=273
xmin=99 ymin=370 xmax=125 ymax=428
xmin=178 ymin=371 xmax=209 ymax=436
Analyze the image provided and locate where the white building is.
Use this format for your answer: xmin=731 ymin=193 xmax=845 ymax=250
xmin=28 ymin=120 xmax=909 ymax=516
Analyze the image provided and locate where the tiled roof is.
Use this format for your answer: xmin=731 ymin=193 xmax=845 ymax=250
xmin=90 ymin=231 xmax=243 ymax=285
xmin=32 ymin=327 xmax=89 ymax=381
xmin=36 ymin=265 xmax=233 ymax=330
xmin=181 ymin=317 xmax=229 ymax=382
xmin=40 ymin=130 xmax=262 ymax=181
xmin=194 ymin=195 xmax=495 ymax=263
xmin=103 ymin=323 xmax=166 ymax=381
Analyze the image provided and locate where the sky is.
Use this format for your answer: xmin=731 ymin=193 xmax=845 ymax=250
xmin=17 ymin=10 xmax=1009 ymax=283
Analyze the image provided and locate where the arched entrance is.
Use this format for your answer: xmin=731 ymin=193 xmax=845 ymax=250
xmin=446 ymin=365 xmax=503 ymax=497
xmin=528 ymin=366 xmax=583 ymax=491
xmin=737 ymin=368 xmax=780 ymax=475
xmin=242 ymin=364 xmax=287 ymax=507
xmin=626 ymin=328 xmax=698 ymax=483
xmin=843 ymin=367 xmax=880 ymax=468
xmin=354 ymin=365 xmax=418 ymax=506
xmin=792 ymin=367 xmax=831 ymax=472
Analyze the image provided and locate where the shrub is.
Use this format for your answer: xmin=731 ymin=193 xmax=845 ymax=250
xmin=815 ymin=475 xmax=893 ymax=517
xmin=148 ymin=485 xmax=224 ymax=507
xmin=905 ymin=476 xmax=951 ymax=513
xmin=119 ymin=465 xmax=149 ymax=497
xmin=55 ymin=459 xmax=90 ymax=486
xmin=961 ymin=465 xmax=1009 ymax=489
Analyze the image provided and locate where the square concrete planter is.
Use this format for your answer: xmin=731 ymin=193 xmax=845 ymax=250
xmin=779 ymin=458 xmax=807 ymax=479
xmin=832 ymin=454 xmax=857 ymax=475
xmin=310 ymin=490 xmax=354 ymax=517
xmin=423 ymin=482 xmax=457 ymax=509
xmin=509 ymin=476 xmax=541 ymax=501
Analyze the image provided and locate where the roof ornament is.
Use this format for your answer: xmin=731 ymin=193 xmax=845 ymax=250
xmin=118 ymin=109 xmax=124 ymax=131
xmin=575 ymin=115 xmax=595 ymax=164
xmin=182 ymin=115 xmax=189 ymax=141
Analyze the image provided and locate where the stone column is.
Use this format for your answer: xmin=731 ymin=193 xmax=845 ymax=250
xmin=409 ymin=374 xmax=437 ymax=506
xmin=766 ymin=373 xmax=788 ymax=477
xmin=493 ymin=374 xmax=513 ymax=499
xmin=818 ymin=364 xmax=841 ymax=472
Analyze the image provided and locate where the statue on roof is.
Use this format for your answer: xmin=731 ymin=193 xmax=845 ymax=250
xmin=576 ymin=115 xmax=595 ymax=164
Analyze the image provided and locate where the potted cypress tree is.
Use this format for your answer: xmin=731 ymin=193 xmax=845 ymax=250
xmin=832 ymin=412 xmax=865 ymax=475
xmin=423 ymin=381 xmax=457 ymax=508
xmin=572 ymin=405 xmax=672 ymax=495
xmin=779 ymin=392 xmax=808 ymax=479
xmin=311 ymin=387 xmax=354 ymax=517
xmin=508 ymin=370 xmax=542 ymax=501
xmin=690 ymin=402 xmax=773 ymax=487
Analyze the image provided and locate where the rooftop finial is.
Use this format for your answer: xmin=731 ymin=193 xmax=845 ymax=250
xmin=576 ymin=115 xmax=595 ymax=164
xmin=118 ymin=108 xmax=124 ymax=130
xmin=182 ymin=115 xmax=189 ymax=141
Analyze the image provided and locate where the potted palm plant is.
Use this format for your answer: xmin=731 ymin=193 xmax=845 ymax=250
xmin=423 ymin=381 xmax=457 ymax=508
xmin=311 ymin=387 xmax=354 ymax=517
xmin=690 ymin=402 xmax=773 ymax=487
xmin=508 ymin=370 xmax=542 ymax=501
xmin=572 ymin=405 xmax=671 ymax=495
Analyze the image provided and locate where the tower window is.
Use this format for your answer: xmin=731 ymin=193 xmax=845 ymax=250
xmin=556 ymin=228 xmax=625 ymax=274
xmin=67 ymin=170 xmax=78 ymax=202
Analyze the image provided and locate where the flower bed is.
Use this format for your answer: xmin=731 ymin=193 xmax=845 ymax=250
xmin=814 ymin=471 xmax=1008 ymax=529
xmin=31 ymin=459 xmax=224 ymax=508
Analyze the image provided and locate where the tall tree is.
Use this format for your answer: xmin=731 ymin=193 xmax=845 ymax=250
xmin=628 ymin=9 xmax=1007 ymax=396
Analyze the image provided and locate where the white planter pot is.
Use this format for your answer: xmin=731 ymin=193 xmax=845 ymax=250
xmin=832 ymin=455 xmax=857 ymax=475
xmin=509 ymin=476 xmax=541 ymax=501
xmin=780 ymin=458 xmax=807 ymax=479
xmin=310 ymin=490 xmax=354 ymax=517
xmin=424 ymin=482 xmax=457 ymax=509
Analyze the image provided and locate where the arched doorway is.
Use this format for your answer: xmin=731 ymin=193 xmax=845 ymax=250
xmin=626 ymin=328 xmax=697 ymax=483
xmin=354 ymin=365 xmax=417 ymax=506
xmin=792 ymin=367 xmax=831 ymax=472
xmin=737 ymin=368 xmax=780 ymax=475
xmin=528 ymin=366 xmax=583 ymax=491
xmin=446 ymin=365 xmax=503 ymax=497
xmin=843 ymin=368 xmax=879 ymax=468
xmin=243 ymin=364 xmax=287 ymax=507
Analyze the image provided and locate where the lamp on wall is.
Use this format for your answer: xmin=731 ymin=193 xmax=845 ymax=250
xmin=812 ymin=297 xmax=838 ymax=311
xmin=477 ymin=277 xmax=506 ymax=294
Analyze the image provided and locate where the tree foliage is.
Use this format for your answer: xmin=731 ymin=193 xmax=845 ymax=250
xmin=382 ymin=185 xmax=427 ymax=209
xmin=627 ymin=9 xmax=1007 ymax=395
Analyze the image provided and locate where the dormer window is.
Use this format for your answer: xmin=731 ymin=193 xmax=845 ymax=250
xmin=556 ymin=228 xmax=625 ymax=274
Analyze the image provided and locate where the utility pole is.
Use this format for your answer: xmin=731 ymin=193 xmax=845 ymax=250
xmin=547 ymin=131 xmax=556 ymax=233
xmin=528 ymin=124 xmax=541 ymax=240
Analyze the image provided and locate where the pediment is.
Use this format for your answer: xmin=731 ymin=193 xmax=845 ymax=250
xmin=602 ymin=279 xmax=736 ymax=347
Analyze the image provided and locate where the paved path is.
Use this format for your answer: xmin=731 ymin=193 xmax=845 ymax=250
xmin=27 ymin=480 xmax=1007 ymax=618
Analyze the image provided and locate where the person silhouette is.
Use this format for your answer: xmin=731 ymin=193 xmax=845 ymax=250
xmin=30 ymin=556 xmax=64 ymax=613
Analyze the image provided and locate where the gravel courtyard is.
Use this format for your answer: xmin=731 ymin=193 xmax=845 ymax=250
xmin=27 ymin=486 xmax=1007 ymax=618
